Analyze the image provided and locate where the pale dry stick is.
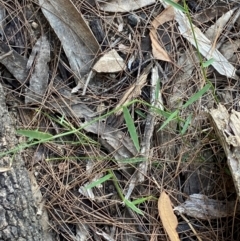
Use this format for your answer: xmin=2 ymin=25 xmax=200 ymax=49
xmin=179 ymin=213 xmax=203 ymax=241
xmin=155 ymin=61 xmax=169 ymax=85
xmin=152 ymin=176 xmax=161 ymax=191
xmin=174 ymin=152 xmax=183 ymax=178
xmin=0 ymin=50 xmax=13 ymax=60
xmin=208 ymin=27 xmax=221 ymax=58
xmin=231 ymin=197 xmax=239 ymax=239
xmin=96 ymin=231 xmax=115 ymax=241
xmin=82 ymin=70 xmax=94 ymax=95
xmin=125 ymin=65 xmax=161 ymax=199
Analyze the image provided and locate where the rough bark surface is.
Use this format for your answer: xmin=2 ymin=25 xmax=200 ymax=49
xmin=0 ymin=83 xmax=43 ymax=241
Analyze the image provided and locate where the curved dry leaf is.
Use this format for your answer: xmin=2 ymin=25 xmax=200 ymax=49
xmin=99 ymin=0 xmax=156 ymax=12
xmin=150 ymin=7 xmax=175 ymax=62
xmin=115 ymin=63 xmax=152 ymax=114
xmin=93 ymin=49 xmax=126 ymax=73
xmin=39 ymin=0 xmax=99 ymax=78
xmin=174 ymin=194 xmax=238 ymax=219
xmin=159 ymin=0 xmax=238 ymax=79
xmin=158 ymin=191 xmax=180 ymax=241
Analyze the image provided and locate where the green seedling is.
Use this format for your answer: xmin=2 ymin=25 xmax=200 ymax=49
xmin=123 ymin=106 xmax=140 ymax=152
xmin=85 ymin=173 xmax=113 ymax=189
xmin=164 ymin=0 xmax=186 ymax=12
xmin=135 ymin=109 xmax=146 ymax=119
xmin=16 ymin=129 xmax=53 ymax=141
xmin=182 ymin=83 xmax=211 ymax=109
xmin=202 ymin=58 xmax=215 ymax=68
xmin=181 ymin=114 xmax=192 ymax=135
xmin=158 ymin=83 xmax=211 ymax=131
xmin=131 ymin=196 xmax=155 ymax=205
xmin=109 ymin=170 xmax=143 ymax=215
xmin=158 ymin=110 xmax=179 ymax=131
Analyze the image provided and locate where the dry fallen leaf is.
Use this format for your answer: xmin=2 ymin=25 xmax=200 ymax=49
xmin=39 ymin=0 xmax=99 ymax=78
xmin=99 ymin=0 xmax=156 ymax=12
xmin=93 ymin=49 xmax=126 ymax=73
xmin=158 ymin=0 xmax=238 ymax=79
xmin=115 ymin=62 xmax=152 ymax=115
xmin=150 ymin=6 xmax=175 ymax=62
xmin=25 ymin=35 xmax=50 ymax=104
xmin=174 ymin=194 xmax=238 ymax=219
xmin=158 ymin=191 xmax=180 ymax=241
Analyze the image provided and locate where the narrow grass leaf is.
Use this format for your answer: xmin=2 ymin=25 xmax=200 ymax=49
xmin=202 ymin=58 xmax=214 ymax=67
xmin=85 ymin=173 xmax=113 ymax=189
xmin=180 ymin=114 xmax=192 ymax=135
xmin=135 ymin=109 xmax=146 ymax=119
xmin=182 ymin=84 xmax=211 ymax=109
xmin=124 ymin=198 xmax=143 ymax=215
xmin=158 ymin=110 xmax=179 ymax=131
xmin=132 ymin=196 xmax=153 ymax=205
xmin=123 ymin=106 xmax=140 ymax=152
xmin=59 ymin=114 xmax=65 ymax=124
xmin=151 ymin=107 xmax=171 ymax=119
xmin=17 ymin=129 xmax=53 ymax=140
xmin=224 ymin=167 xmax=231 ymax=176
xmin=164 ymin=0 xmax=186 ymax=12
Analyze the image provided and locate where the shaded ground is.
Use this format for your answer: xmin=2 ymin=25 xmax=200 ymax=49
xmin=0 ymin=0 xmax=240 ymax=240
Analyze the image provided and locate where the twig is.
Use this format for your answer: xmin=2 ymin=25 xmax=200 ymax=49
xmin=125 ymin=65 xmax=162 ymax=199
xmin=179 ymin=213 xmax=203 ymax=241
xmin=0 ymin=50 xmax=13 ymax=60
xmin=82 ymin=70 xmax=94 ymax=95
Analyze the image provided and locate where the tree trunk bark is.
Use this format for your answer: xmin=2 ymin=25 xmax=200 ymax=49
xmin=0 ymin=83 xmax=43 ymax=240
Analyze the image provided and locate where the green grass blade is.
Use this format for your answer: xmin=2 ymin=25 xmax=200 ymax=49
xmin=182 ymin=84 xmax=211 ymax=109
xmin=135 ymin=109 xmax=146 ymax=119
xmin=164 ymin=0 xmax=186 ymax=12
xmin=158 ymin=110 xmax=179 ymax=131
xmin=132 ymin=196 xmax=153 ymax=205
xmin=17 ymin=129 xmax=53 ymax=140
xmin=123 ymin=106 xmax=140 ymax=152
xmin=124 ymin=198 xmax=143 ymax=215
xmin=85 ymin=173 xmax=113 ymax=189
xmin=151 ymin=107 xmax=171 ymax=119
xmin=202 ymin=58 xmax=214 ymax=67
xmin=180 ymin=114 xmax=192 ymax=135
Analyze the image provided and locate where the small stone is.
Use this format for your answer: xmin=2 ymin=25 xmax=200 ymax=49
xmin=127 ymin=14 xmax=140 ymax=27
xmin=31 ymin=22 xmax=38 ymax=29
